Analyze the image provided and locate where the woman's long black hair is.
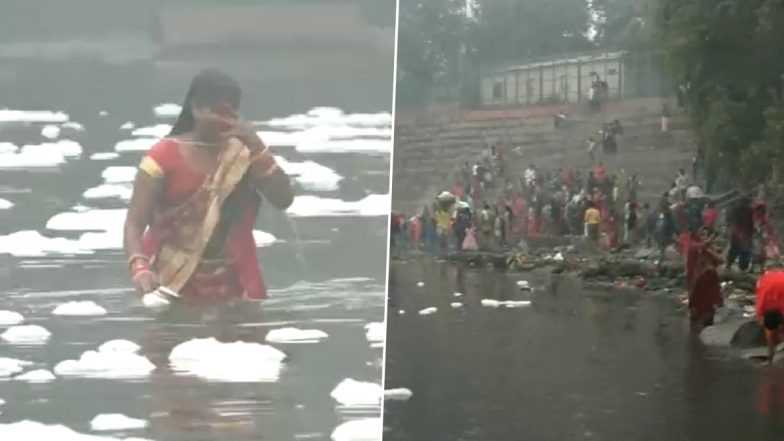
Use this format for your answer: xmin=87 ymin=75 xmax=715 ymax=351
xmin=169 ymin=69 xmax=242 ymax=137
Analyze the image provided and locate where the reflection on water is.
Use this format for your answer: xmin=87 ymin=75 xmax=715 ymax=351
xmin=384 ymin=260 xmax=784 ymax=441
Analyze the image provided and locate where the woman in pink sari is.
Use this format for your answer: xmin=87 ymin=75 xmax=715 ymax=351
xmin=409 ymin=214 xmax=422 ymax=250
xmin=124 ymin=69 xmax=294 ymax=305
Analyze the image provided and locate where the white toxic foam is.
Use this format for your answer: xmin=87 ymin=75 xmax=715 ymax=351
xmin=90 ymin=414 xmax=149 ymax=431
xmin=132 ymin=124 xmax=171 ymax=138
xmin=266 ymin=107 xmax=390 ymax=129
xmin=115 ymin=138 xmax=157 ymax=152
xmin=153 ymin=103 xmax=181 ymax=118
xmin=99 ymin=111 xmax=109 ymax=117
xmin=331 ymin=418 xmax=382 ymax=441
xmin=0 ymin=357 xmax=33 ymax=377
xmin=450 ymin=303 xmax=463 ymax=308
xmin=83 ymin=184 xmax=131 ymax=200
xmin=330 ymin=378 xmax=382 ymax=407
xmin=102 ymin=166 xmax=136 ymax=183
xmin=14 ymin=369 xmax=56 ymax=383
xmin=0 ymin=230 xmax=92 ymax=257
xmin=47 ymin=208 xmax=126 ymax=231
xmin=54 ymin=339 xmax=154 ymax=379
xmin=418 ymin=307 xmax=437 ymax=316
xmin=416 ymin=282 xmax=425 ymax=287
xmin=0 ymin=311 xmax=24 ymax=326
xmin=265 ymin=328 xmax=328 ymax=344
xmin=0 ymin=109 xmax=69 ymax=123
xmin=52 ymin=301 xmax=107 ymax=317
xmin=1 ymin=325 xmax=51 ymax=344
xmin=0 ymin=199 xmax=13 ymax=210
xmin=276 ymin=157 xmax=343 ymax=191
xmin=120 ymin=122 xmax=136 ymax=130
xmin=252 ymin=230 xmax=278 ymax=247
xmin=0 ymin=142 xmax=17 ymax=153
xmin=364 ymin=322 xmax=385 ymax=343
xmin=0 ymin=146 xmax=66 ymax=168
xmin=286 ymin=194 xmax=389 ymax=218
xmin=89 ymin=152 xmax=120 ymax=161
xmin=480 ymin=299 xmax=532 ymax=308
xmin=0 ymin=420 xmax=153 ymax=441
xmin=169 ymin=338 xmax=286 ymax=382
xmin=61 ymin=121 xmax=85 ymax=132
xmin=41 ymin=125 xmax=60 ymax=140
xmin=384 ymin=388 xmax=413 ymax=401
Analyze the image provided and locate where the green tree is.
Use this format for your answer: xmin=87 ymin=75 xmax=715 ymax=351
xmin=653 ymin=0 xmax=784 ymax=189
xmin=396 ymin=0 xmax=471 ymax=106
xmin=591 ymin=0 xmax=654 ymax=49
xmin=472 ymin=0 xmax=593 ymax=64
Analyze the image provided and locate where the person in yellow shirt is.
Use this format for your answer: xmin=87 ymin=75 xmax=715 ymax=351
xmin=584 ymin=202 xmax=601 ymax=242
xmin=434 ymin=208 xmax=452 ymax=252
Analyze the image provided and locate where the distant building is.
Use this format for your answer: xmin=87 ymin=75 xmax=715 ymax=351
xmin=479 ymin=50 xmax=669 ymax=108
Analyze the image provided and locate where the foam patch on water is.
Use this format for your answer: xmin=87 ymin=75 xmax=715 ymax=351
xmin=14 ymin=369 xmax=55 ymax=383
xmin=0 ymin=230 xmax=95 ymax=257
xmin=331 ymin=378 xmax=382 ymax=407
xmin=1 ymin=325 xmax=51 ymax=344
xmin=90 ymin=414 xmax=149 ymax=431
xmin=252 ymin=230 xmax=278 ymax=247
xmin=286 ymin=194 xmax=389 ymax=217
xmin=418 ymin=307 xmax=437 ymax=316
xmin=41 ymin=125 xmax=60 ymax=139
xmin=132 ymin=124 xmax=171 ymax=138
xmin=276 ymin=156 xmax=343 ymax=191
xmin=0 ymin=420 xmax=153 ymax=441
xmin=54 ymin=339 xmax=154 ymax=379
xmin=83 ymin=184 xmax=131 ymax=200
xmin=102 ymin=166 xmax=136 ymax=183
xmin=90 ymin=152 xmax=120 ymax=161
xmin=47 ymin=208 xmax=126 ymax=231
xmin=266 ymin=107 xmax=390 ymax=129
xmin=0 ymin=358 xmax=33 ymax=377
xmin=61 ymin=121 xmax=85 ymax=132
xmin=265 ymin=328 xmax=328 ymax=344
xmin=0 ymin=311 xmax=24 ymax=326
xmin=0 ymin=140 xmax=82 ymax=168
xmin=169 ymin=338 xmax=286 ymax=382
xmin=450 ymin=302 xmax=463 ymax=308
xmin=0 ymin=109 xmax=69 ymax=123
xmin=0 ymin=199 xmax=12 ymax=209
xmin=480 ymin=299 xmax=532 ymax=308
xmin=0 ymin=142 xmax=17 ymax=153
xmin=331 ymin=418 xmax=381 ymax=441
xmin=120 ymin=122 xmax=135 ymax=130
xmin=154 ymin=103 xmax=181 ymax=118
xmin=384 ymin=388 xmax=413 ymax=401
xmin=115 ymin=138 xmax=157 ymax=152
xmin=52 ymin=301 xmax=107 ymax=316
xmin=364 ymin=323 xmax=384 ymax=343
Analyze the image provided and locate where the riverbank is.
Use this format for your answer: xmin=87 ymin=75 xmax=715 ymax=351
xmin=391 ymin=235 xmax=763 ymax=316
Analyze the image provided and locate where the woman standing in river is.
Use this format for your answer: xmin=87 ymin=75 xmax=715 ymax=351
xmin=686 ymin=228 xmax=723 ymax=328
xmin=124 ymin=69 xmax=295 ymax=305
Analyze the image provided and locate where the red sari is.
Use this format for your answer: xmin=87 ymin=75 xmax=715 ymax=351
xmin=140 ymin=138 xmax=266 ymax=302
xmin=686 ymin=237 xmax=722 ymax=324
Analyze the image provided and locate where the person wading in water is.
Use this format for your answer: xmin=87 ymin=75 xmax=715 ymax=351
xmin=685 ymin=228 xmax=723 ymax=329
xmin=755 ymin=268 xmax=784 ymax=364
xmin=124 ymin=69 xmax=295 ymax=306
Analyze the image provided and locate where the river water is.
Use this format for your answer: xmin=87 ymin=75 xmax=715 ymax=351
xmin=0 ymin=45 xmax=390 ymax=440
xmin=384 ymin=260 xmax=784 ymax=441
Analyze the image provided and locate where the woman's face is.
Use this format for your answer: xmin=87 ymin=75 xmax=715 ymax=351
xmin=193 ymin=98 xmax=241 ymax=136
